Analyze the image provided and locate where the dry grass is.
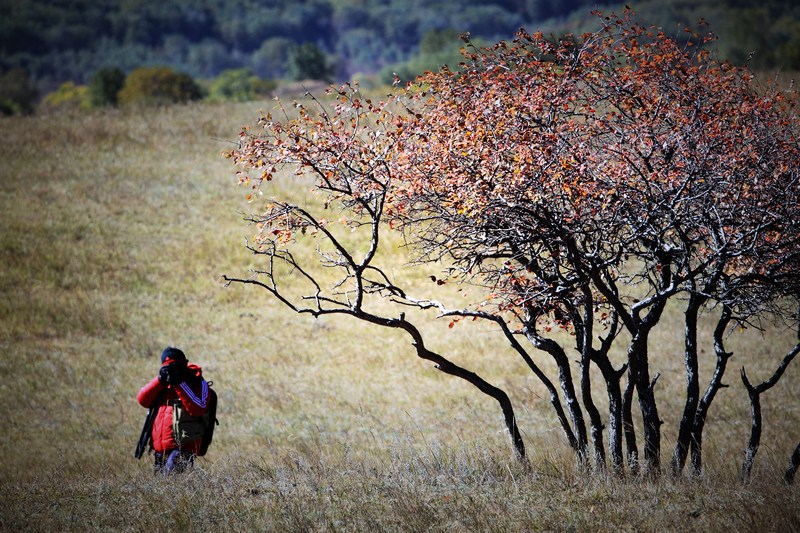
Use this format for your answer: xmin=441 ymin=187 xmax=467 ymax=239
xmin=1 ymin=99 xmax=799 ymax=531
xmin=2 ymin=444 xmax=799 ymax=531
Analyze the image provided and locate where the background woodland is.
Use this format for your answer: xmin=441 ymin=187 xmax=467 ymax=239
xmin=2 ymin=0 xmax=799 ymax=95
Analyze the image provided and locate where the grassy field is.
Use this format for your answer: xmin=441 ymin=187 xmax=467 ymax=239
xmin=1 ymin=99 xmax=799 ymax=531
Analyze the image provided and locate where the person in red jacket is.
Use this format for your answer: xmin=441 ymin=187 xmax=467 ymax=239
xmin=137 ymin=347 xmax=209 ymax=474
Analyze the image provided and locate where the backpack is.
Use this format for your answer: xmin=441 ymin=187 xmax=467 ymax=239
xmin=171 ymin=380 xmax=218 ymax=457
xmin=199 ymin=385 xmax=218 ymax=456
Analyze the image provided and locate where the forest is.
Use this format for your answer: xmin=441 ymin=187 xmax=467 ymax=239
xmin=1 ymin=0 xmax=799 ymax=97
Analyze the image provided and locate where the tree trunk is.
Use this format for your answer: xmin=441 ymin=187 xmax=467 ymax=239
xmin=556 ymin=352 xmax=590 ymax=464
xmin=591 ymin=350 xmax=625 ymax=474
xmin=740 ymin=343 xmax=800 ymax=483
xmin=690 ymin=307 xmax=733 ymax=475
xmin=496 ymin=318 xmax=580 ymax=457
xmin=428 ymin=358 xmax=526 ymax=460
xmin=672 ymin=297 xmax=702 ymax=475
xmin=527 ymin=334 xmax=589 ymax=463
xmin=785 ymin=442 xmax=800 ymax=484
xmin=341 ymin=308 xmax=531 ymax=460
xmin=392 ymin=316 xmax=528 ymax=460
xmin=575 ymin=290 xmax=607 ymax=472
xmin=628 ymin=333 xmax=661 ymax=475
xmin=580 ymin=352 xmax=606 ymax=470
xmin=622 ymin=371 xmax=639 ymax=475
xmin=741 ymin=369 xmax=761 ymax=483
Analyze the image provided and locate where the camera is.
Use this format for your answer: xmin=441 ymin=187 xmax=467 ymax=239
xmin=168 ymin=361 xmax=187 ymax=382
xmin=160 ymin=361 xmax=186 ymax=385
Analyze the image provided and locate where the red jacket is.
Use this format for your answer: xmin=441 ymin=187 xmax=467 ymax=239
xmin=137 ymin=363 xmax=208 ymax=454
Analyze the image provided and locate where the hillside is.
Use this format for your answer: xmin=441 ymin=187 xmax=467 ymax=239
xmin=1 ymin=0 xmax=798 ymax=95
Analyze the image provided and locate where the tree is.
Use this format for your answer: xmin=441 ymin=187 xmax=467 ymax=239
xmin=228 ymin=12 xmax=800 ymax=478
xmin=41 ymin=81 xmax=90 ymax=110
xmin=0 ymin=68 xmax=39 ymax=115
xmin=252 ymin=37 xmax=295 ymax=80
xmin=394 ymin=13 xmax=800 ymax=476
xmin=740 ymin=344 xmax=800 ymax=482
xmin=89 ymin=67 xmax=126 ymax=107
xmin=186 ymin=39 xmax=235 ymax=79
xmin=206 ymin=68 xmax=275 ymax=103
xmin=117 ymin=66 xmax=202 ymax=106
xmin=288 ymin=42 xmax=332 ymax=81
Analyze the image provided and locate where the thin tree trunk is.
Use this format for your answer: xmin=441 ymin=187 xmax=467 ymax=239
xmin=575 ymin=296 xmax=606 ymax=471
xmin=575 ymin=290 xmax=606 ymax=471
xmin=580 ymin=352 xmax=606 ymax=470
xmin=527 ymin=333 xmax=589 ymax=463
xmin=622 ymin=370 xmax=639 ymax=475
xmin=389 ymin=315 xmax=528 ymax=460
xmin=740 ymin=370 xmax=761 ymax=483
xmin=672 ymin=296 xmax=702 ymax=475
xmin=577 ymin=294 xmax=624 ymax=473
xmin=629 ymin=333 xmax=662 ymax=475
xmin=785 ymin=442 xmax=800 ymax=484
xmin=492 ymin=316 xmax=580 ymax=456
xmin=591 ymin=350 xmax=625 ymax=474
xmin=690 ymin=306 xmax=733 ymax=475
xmin=740 ymin=343 xmax=800 ymax=483
xmin=639 ymin=373 xmax=662 ymax=475
xmin=555 ymin=351 xmax=590 ymax=464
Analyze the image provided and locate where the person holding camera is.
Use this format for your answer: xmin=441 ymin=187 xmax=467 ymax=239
xmin=136 ymin=347 xmax=210 ymax=474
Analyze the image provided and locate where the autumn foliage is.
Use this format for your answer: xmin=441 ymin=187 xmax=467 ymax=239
xmin=228 ymin=11 xmax=800 ymax=479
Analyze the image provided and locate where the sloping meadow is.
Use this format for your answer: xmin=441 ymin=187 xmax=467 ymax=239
xmin=1 ymin=100 xmax=798 ymax=531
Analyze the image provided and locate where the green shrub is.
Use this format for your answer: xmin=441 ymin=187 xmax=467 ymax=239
xmin=41 ymin=81 xmax=91 ymax=110
xmin=288 ymin=42 xmax=332 ymax=81
xmin=89 ymin=67 xmax=126 ymax=107
xmin=206 ymin=68 xmax=276 ymax=103
xmin=117 ymin=66 xmax=202 ymax=107
xmin=0 ymin=68 xmax=39 ymax=115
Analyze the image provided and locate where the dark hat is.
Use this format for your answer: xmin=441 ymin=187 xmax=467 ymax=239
xmin=160 ymin=346 xmax=187 ymax=364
